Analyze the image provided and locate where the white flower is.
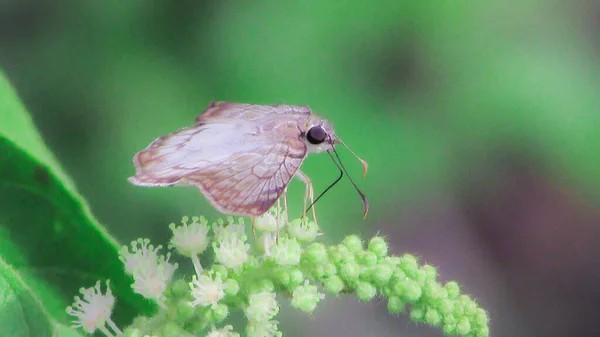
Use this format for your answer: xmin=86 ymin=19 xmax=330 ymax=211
xmin=254 ymin=205 xmax=287 ymax=233
xmin=270 ymin=237 xmax=301 ymax=266
xmin=66 ymin=280 xmax=122 ymax=336
xmin=212 ymin=217 xmax=246 ymax=241
xmin=169 ymin=216 xmax=210 ymax=257
xmin=212 ymin=222 xmax=250 ymax=269
xmin=291 ymin=280 xmax=325 ymax=313
xmin=190 ymin=273 xmax=225 ymax=308
xmin=257 ymin=233 xmax=278 ymax=258
xmin=245 ymin=291 xmax=279 ymax=322
xmin=247 ymin=320 xmax=282 ymax=337
xmin=119 ymin=238 xmax=159 ymax=275
xmin=206 ymin=325 xmax=240 ymax=337
xmin=119 ymin=238 xmax=178 ymax=306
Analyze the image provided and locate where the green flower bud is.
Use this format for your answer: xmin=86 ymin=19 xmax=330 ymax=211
xmin=161 ymin=322 xmax=184 ymax=337
xmin=312 ymin=265 xmax=326 ymax=280
xmin=476 ymin=325 xmax=490 ymax=337
xmin=371 ymin=263 xmax=393 ymax=287
xmin=475 ymin=308 xmax=489 ymax=326
xmin=387 ymin=296 xmax=405 ymax=314
xmin=287 ymin=218 xmax=319 ymax=243
xmin=212 ymin=303 xmax=229 ymax=322
xmin=304 ymin=243 xmax=328 ymax=265
xmin=275 ymin=267 xmax=290 ymax=286
xmin=328 ymin=245 xmax=350 ymax=265
xmin=438 ymin=299 xmax=454 ymax=316
xmin=415 ymin=269 xmax=428 ymax=285
xmin=171 ymin=278 xmax=191 ymax=297
xmin=212 ymin=265 xmax=229 ymax=280
xmin=442 ymin=323 xmax=456 ymax=335
xmin=410 ymin=306 xmax=425 ymax=322
xmin=398 ymin=254 xmax=418 ymax=279
xmin=291 ymin=281 xmax=324 ymax=313
xmin=343 ymin=235 xmax=363 ymax=253
xmin=394 ymin=279 xmax=422 ymax=302
xmin=324 ymin=275 xmax=344 ymax=295
xmin=456 ymin=317 xmax=471 ymax=335
xmin=176 ymin=301 xmax=195 ymax=319
xmin=425 ymin=308 xmax=441 ymax=326
xmin=224 ymin=279 xmax=240 ymax=297
xmin=288 ymin=269 xmax=304 ymax=288
xmin=444 ymin=281 xmax=460 ymax=299
xmin=340 ymin=261 xmax=360 ymax=282
xmin=357 ymin=251 xmax=378 ymax=266
xmin=423 ymin=282 xmax=447 ymax=302
xmin=324 ymin=263 xmax=337 ymax=276
xmin=367 ymin=236 xmax=388 ymax=257
xmin=390 ymin=268 xmax=407 ymax=283
xmin=356 ymin=281 xmax=377 ymax=301
xmin=421 ymin=264 xmax=437 ymax=281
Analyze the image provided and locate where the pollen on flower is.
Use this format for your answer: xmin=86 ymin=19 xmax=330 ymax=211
xmin=66 ymin=280 xmax=121 ymax=336
xmin=190 ymin=272 xmax=226 ymax=308
xmin=245 ymin=291 xmax=280 ymax=322
xmin=169 ymin=215 xmax=210 ymax=257
xmin=119 ymin=238 xmax=178 ymax=306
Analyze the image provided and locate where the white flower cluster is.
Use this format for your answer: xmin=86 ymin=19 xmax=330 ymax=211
xmin=119 ymin=238 xmax=178 ymax=307
xmin=245 ymin=291 xmax=282 ymax=337
xmin=66 ymin=280 xmax=121 ymax=336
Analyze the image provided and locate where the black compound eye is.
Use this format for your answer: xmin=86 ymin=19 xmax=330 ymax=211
xmin=306 ymin=126 xmax=327 ymax=144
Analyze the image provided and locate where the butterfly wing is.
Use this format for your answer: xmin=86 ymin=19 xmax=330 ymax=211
xmin=129 ymin=118 xmax=307 ymax=216
xmin=196 ymin=101 xmax=312 ymax=123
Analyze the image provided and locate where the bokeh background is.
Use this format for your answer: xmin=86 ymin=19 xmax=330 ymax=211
xmin=2 ymin=1 xmax=600 ymax=336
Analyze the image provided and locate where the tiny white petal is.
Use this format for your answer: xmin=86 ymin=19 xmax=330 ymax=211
xmin=66 ymin=280 xmax=115 ymax=334
xmin=213 ymin=235 xmax=250 ymax=270
xmin=169 ymin=215 xmax=210 ymax=257
xmin=190 ymin=273 xmax=225 ymax=308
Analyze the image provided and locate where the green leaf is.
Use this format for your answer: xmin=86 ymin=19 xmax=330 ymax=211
xmin=0 ymin=71 xmax=153 ymax=329
xmin=0 ymin=257 xmax=84 ymax=337
xmin=0 ymin=257 xmax=53 ymax=337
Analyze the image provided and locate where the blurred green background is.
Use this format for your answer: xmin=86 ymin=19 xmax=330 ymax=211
xmin=2 ymin=1 xmax=600 ymax=336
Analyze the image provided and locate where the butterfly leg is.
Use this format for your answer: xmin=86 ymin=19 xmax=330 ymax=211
xmin=282 ymin=188 xmax=289 ymax=223
xmin=295 ymin=169 xmax=318 ymax=228
xmin=276 ymin=198 xmax=281 ymax=243
xmin=251 ymin=217 xmax=257 ymax=239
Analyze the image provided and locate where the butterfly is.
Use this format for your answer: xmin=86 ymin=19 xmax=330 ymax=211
xmin=129 ymin=101 xmax=368 ymax=227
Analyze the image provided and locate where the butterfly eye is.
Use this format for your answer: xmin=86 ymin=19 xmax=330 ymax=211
xmin=306 ymin=126 xmax=327 ymax=145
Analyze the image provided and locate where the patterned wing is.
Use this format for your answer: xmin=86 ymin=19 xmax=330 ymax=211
xmin=195 ymin=101 xmax=312 ymax=123
xmin=182 ymin=139 xmax=306 ymax=216
xmin=129 ymin=120 xmax=307 ymax=216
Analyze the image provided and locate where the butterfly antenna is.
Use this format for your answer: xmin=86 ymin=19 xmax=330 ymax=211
xmin=338 ymin=137 xmax=368 ymax=178
xmin=305 ymin=150 xmax=344 ymax=214
xmin=332 ymin=146 xmax=369 ymax=219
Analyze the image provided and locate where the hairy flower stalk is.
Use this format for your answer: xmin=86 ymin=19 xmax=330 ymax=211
xmin=67 ymin=207 xmax=490 ymax=337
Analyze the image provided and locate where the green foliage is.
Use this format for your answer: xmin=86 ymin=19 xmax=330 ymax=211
xmin=0 ymin=71 xmax=153 ymax=335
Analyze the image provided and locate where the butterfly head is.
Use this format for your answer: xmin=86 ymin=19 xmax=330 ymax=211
xmin=301 ymin=118 xmax=338 ymax=154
